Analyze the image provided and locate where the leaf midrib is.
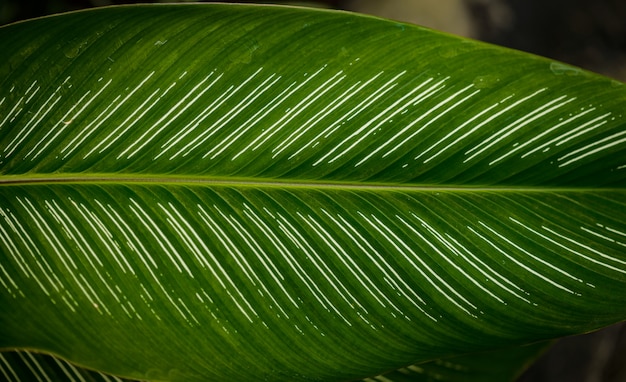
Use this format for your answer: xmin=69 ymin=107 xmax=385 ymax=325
xmin=0 ymin=174 xmax=622 ymax=193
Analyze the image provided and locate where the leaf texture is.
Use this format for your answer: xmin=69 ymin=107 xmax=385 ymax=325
xmin=0 ymin=351 xmax=143 ymax=382
xmin=1 ymin=4 xmax=625 ymax=381
xmin=365 ymin=341 xmax=552 ymax=382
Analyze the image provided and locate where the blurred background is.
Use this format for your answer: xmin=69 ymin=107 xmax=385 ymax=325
xmin=1 ymin=1 xmax=625 ymax=381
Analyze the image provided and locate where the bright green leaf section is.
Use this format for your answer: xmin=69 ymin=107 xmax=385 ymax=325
xmin=1 ymin=4 xmax=625 ymax=382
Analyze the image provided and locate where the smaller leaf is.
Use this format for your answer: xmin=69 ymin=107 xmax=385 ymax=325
xmin=0 ymin=350 xmax=143 ymax=382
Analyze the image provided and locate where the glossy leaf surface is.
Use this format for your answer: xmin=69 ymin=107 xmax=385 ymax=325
xmin=1 ymin=4 xmax=625 ymax=381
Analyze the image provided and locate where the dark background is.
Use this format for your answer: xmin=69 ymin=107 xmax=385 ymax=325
xmin=1 ymin=1 xmax=625 ymax=381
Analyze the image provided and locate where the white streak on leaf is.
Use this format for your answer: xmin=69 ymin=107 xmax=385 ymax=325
xmin=543 ymin=225 xmax=626 ymax=267
xmin=97 ymin=202 xmax=158 ymax=270
xmin=116 ymin=79 xmax=178 ymax=159
xmin=78 ymin=272 xmax=111 ymax=316
xmin=17 ymin=197 xmax=78 ymax=270
xmin=219 ymin=211 xmax=291 ymax=320
xmin=351 ymin=77 xmax=447 ymax=165
xmin=410 ymin=214 xmax=505 ymax=304
xmin=23 ymin=351 xmax=52 ymax=381
xmin=45 ymin=200 xmax=123 ymax=311
xmin=16 ymin=197 xmax=110 ymax=315
xmin=471 ymin=94 xmax=574 ymax=165
xmin=358 ymin=212 xmax=439 ymax=321
xmin=242 ymin=205 xmax=325 ymax=314
xmin=194 ymin=72 xmax=280 ymax=159
xmin=26 ymin=89 xmax=92 ymax=161
xmin=326 ymin=72 xmax=432 ymax=166
xmin=224 ymin=212 xmax=298 ymax=314
xmin=78 ymin=71 xmax=156 ymax=157
xmin=45 ymin=200 xmax=97 ymax=269
xmin=554 ymin=114 xmax=610 ymax=146
xmin=460 ymin=89 xmax=547 ymax=163
xmin=64 ymin=72 xmax=153 ymax=159
xmin=50 ymin=354 xmax=83 ymax=382
xmin=251 ymin=70 xmax=345 ymax=155
xmin=396 ymin=215 xmax=479 ymax=317
xmin=420 ymin=97 xmax=510 ymax=163
xmin=477 ymin=221 xmax=580 ymax=294
xmin=286 ymin=72 xmax=384 ymax=161
xmin=377 ymin=83 xmax=479 ymax=164
xmin=512 ymin=218 xmax=626 ymax=275
xmin=602 ymin=224 xmax=626 ymax=238
xmin=167 ymin=69 xmax=265 ymax=159
xmin=370 ymin=212 xmax=471 ymax=313
xmin=558 ymin=129 xmax=626 ymax=167
xmin=274 ymin=211 xmax=352 ymax=325
xmin=584 ymin=226 xmax=626 ymax=248
xmin=244 ymin=66 xmax=330 ymax=151
xmin=0 ymin=261 xmax=23 ymax=298
xmin=0 ymin=212 xmax=36 ymax=281
xmin=0 ymin=353 xmax=19 ymax=380
xmin=207 ymin=76 xmax=288 ymax=160
xmin=322 ymin=210 xmax=408 ymax=319
xmin=311 ymin=71 xmax=407 ymax=166
xmin=55 ymin=79 xmax=112 ymax=159
xmin=63 ymin=93 xmax=124 ymax=159
xmin=124 ymin=71 xmax=222 ymax=160
xmin=487 ymin=221 xmax=585 ymax=284
xmin=273 ymin=78 xmax=363 ymax=159
xmin=4 ymin=92 xmax=62 ymax=160
xmin=512 ymin=108 xmax=596 ymax=159
xmin=73 ymin=199 xmax=137 ymax=274
xmin=24 ymin=80 xmax=40 ymax=104
xmin=197 ymin=205 xmax=260 ymax=323
xmin=177 ymin=297 xmax=200 ymax=326
xmin=301 ymin=212 xmax=370 ymax=317
xmin=206 ymin=74 xmax=282 ymax=159
xmin=97 ymin=202 xmax=180 ymax=323
xmin=0 ymin=93 xmax=25 ymax=130
xmin=231 ymin=68 xmax=328 ymax=161
xmin=5 ymin=78 xmax=69 ymax=158
xmin=159 ymin=203 xmax=213 ymax=269
xmin=129 ymin=199 xmax=193 ymax=277
xmin=204 ymin=205 xmax=259 ymax=288
xmin=0 ymin=208 xmax=65 ymax=298
xmin=155 ymin=72 xmax=223 ymax=157
xmin=444 ymin=233 xmax=531 ymax=304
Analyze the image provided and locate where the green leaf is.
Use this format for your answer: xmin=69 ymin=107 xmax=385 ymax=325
xmin=0 ymin=341 xmax=550 ymax=382
xmin=0 ymin=350 xmax=143 ymax=382
xmin=365 ymin=341 xmax=552 ymax=382
xmin=1 ymin=3 xmax=625 ymax=381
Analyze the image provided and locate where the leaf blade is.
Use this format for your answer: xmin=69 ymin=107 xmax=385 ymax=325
xmin=1 ymin=4 xmax=626 ymax=381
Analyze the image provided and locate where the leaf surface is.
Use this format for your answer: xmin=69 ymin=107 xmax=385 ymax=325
xmin=1 ymin=4 xmax=625 ymax=381
xmin=0 ymin=350 xmax=143 ymax=382
xmin=366 ymin=341 xmax=552 ymax=382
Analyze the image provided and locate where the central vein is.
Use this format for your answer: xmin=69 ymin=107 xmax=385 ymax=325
xmin=0 ymin=174 xmax=619 ymax=193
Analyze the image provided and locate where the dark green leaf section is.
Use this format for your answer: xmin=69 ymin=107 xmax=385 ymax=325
xmin=1 ymin=3 xmax=626 ymax=382
xmin=366 ymin=341 xmax=552 ymax=382
xmin=0 ymin=342 xmax=548 ymax=382
xmin=0 ymin=350 xmax=143 ymax=382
